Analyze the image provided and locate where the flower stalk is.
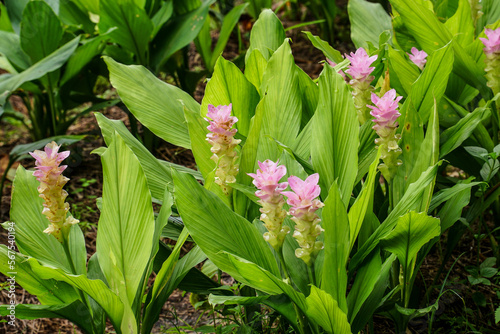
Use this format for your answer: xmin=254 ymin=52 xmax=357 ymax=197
xmin=30 ymin=142 xmax=79 ymax=243
xmin=346 ymin=48 xmax=377 ymax=124
xmin=205 ymin=104 xmax=241 ymax=195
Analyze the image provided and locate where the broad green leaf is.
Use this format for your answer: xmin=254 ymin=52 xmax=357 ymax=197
xmin=97 ymin=133 xmax=155 ymax=308
xmin=5 ymin=0 xmax=28 ymax=34
xmin=95 ymin=113 xmax=201 ymax=201
xmin=61 ymin=31 xmax=114 ymax=86
xmin=348 ymin=0 xmax=392 ymax=49
xmin=303 ymin=32 xmax=343 ymax=63
xmin=244 ymin=49 xmax=267 ymax=94
xmin=0 ymin=31 xmax=30 ymax=70
xmin=87 ymin=254 xmax=107 ymax=334
xmin=8 ymin=166 xmax=71 ymax=271
xmin=208 ymin=294 xmax=269 ymax=306
xmin=210 ymin=3 xmax=248 ymax=70
xmin=0 ymin=246 xmax=78 ymax=305
xmin=440 ymin=107 xmax=491 ymax=157
xmin=0 ymin=3 xmax=13 ymax=33
xmin=59 ymin=0 xmax=95 ymax=34
xmin=321 ymin=183 xmax=349 ymax=313
xmin=0 ymin=302 xmax=92 ymax=333
xmin=348 ymin=149 xmax=381 ymax=251
xmin=72 ymin=0 xmax=100 ymax=14
xmin=434 ymin=180 xmax=474 ymax=231
xmin=0 ymin=36 xmax=80 ymax=110
xmin=151 ymin=0 xmax=214 ymax=70
xmin=142 ymin=228 xmax=189 ymax=334
xmin=444 ymin=0 xmax=474 ymax=47
xmin=151 ymin=0 xmax=173 ymax=38
xmin=306 ymin=286 xmax=352 ymax=334
xmin=389 ymin=0 xmax=490 ymax=99
xmin=68 ymin=224 xmax=87 ymax=276
xmin=172 ymin=170 xmax=280 ymax=280
xmin=296 ymin=66 xmax=319 ymax=128
xmin=245 ymin=9 xmax=286 ymax=62
xmin=29 ymin=258 xmax=125 ymax=330
xmin=387 ymin=47 xmax=420 ymax=97
xmin=201 ymin=57 xmax=260 ymax=137
xmin=381 ymin=212 xmax=440 ymax=305
xmin=104 ymin=56 xmax=198 ymax=149
xmin=429 ymin=181 xmax=480 ymax=212
xmin=409 ymin=44 xmax=453 ymax=123
xmin=311 ymin=65 xmax=358 ymax=205
xmin=246 ymin=0 xmax=272 ymax=18
xmin=356 ymin=120 xmax=377 ymax=185
xmin=350 ymin=163 xmax=441 ymax=272
xmin=99 ymin=0 xmax=153 ymax=65
xmin=20 ymin=1 xmax=62 ymax=63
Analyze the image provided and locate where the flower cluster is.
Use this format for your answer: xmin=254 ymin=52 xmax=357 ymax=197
xmin=368 ymin=89 xmax=403 ymax=182
xmin=250 ymin=161 xmax=324 ymax=266
xmin=248 ymin=160 xmax=290 ymax=251
xmin=30 ymin=142 xmax=78 ymax=243
xmin=282 ymin=174 xmax=324 ymax=266
xmin=408 ymin=47 xmax=428 ymax=71
xmin=206 ymin=104 xmax=241 ymax=195
xmin=345 ymin=48 xmax=378 ymax=124
xmin=480 ymin=28 xmax=500 ymax=95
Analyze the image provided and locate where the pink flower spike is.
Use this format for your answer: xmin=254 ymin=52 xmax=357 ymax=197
xmin=247 ymin=159 xmax=288 ymax=201
xmin=345 ymin=48 xmax=377 ymax=81
xmin=480 ymin=28 xmax=500 ymax=55
xmin=408 ymin=47 xmax=428 ymax=70
xmin=368 ymin=89 xmax=402 ymax=135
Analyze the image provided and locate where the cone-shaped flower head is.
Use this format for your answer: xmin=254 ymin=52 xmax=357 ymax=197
xmin=368 ymin=89 xmax=403 ymax=137
xmin=480 ymin=28 xmax=500 ymax=94
xmin=29 ymin=142 xmax=78 ymax=242
xmin=248 ymin=160 xmax=290 ymax=250
xmin=408 ymin=47 xmax=428 ymax=70
xmin=367 ymin=89 xmax=403 ymax=183
xmin=206 ymin=104 xmax=241 ymax=195
xmin=326 ymin=59 xmax=347 ymax=81
xmin=345 ymin=47 xmax=378 ymax=124
xmin=282 ymin=174 xmax=324 ymax=266
xmin=480 ymin=28 xmax=500 ymax=55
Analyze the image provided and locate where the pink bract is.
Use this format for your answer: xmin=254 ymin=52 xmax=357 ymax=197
xmin=408 ymin=47 xmax=428 ymax=70
xmin=345 ymin=48 xmax=377 ymax=81
xmin=368 ymin=89 xmax=403 ymax=130
xmin=282 ymin=174 xmax=322 ymax=216
xmin=248 ymin=160 xmax=288 ymax=201
xmin=480 ymin=28 xmax=500 ymax=55
xmin=206 ymin=104 xmax=238 ymax=139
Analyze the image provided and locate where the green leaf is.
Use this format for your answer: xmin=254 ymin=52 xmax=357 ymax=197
xmin=311 ymin=65 xmax=358 ymax=205
xmin=208 ymin=294 xmax=269 ymax=306
xmin=0 ymin=31 xmax=30 ymax=71
xmin=95 ymin=113 xmax=201 ymax=201
xmin=97 ymin=133 xmax=155 ymax=308
xmin=306 ymin=286 xmax=352 ymax=334
xmin=8 ymin=166 xmax=71 ymax=271
xmin=0 ymin=246 xmax=78 ymax=305
xmin=444 ymin=0 xmax=474 ymax=47
xmin=151 ymin=0 xmax=214 ymax=70
xmin=244 ymin=49 xmax=267 ymax=94
xmin=151 ymin=0 xmax=173 ymax=38
xmin=348 ymin=0 xmax=392 ymax=49
xmin=5 ymin=0 xmax=28 ymax=34
xmin=387 ymin=46 xmax=420 ymax=97
xmin=303 ymin=32 xmax=343 ymax=63
xmin=201 ymin=57 xmax=260 ymax=137
xmin=172 ymin=170 xmax=280 ymax=281
xmin=28 ymin=258 xmax=125 ymax=330
xmin=0 ymin=36 xmax=80 ymax=110
xmin=210 ymin=3 xmax=248 ymax=71
xmin=104 ymin=56 xmax=198 ymax=149
xmin=350 ymin=163 xmax=441 ymax=272
xmin=60 ymin=31 xmax=114 ymax=86
xmin=0 ymin=302 xmax=92 ymax=332
xmin=245 ymin=9 xmax=286 ymax=62
xmin=296 ymin=66 xmax=319 ymax=128
xmin=20 ymin=1 xmax=62 ymax=63
xmin=440 ymin=107 xmax=491 ymax=157
xmin=99 ymin=0 xmax=153 ymax=65
xmin=246 ymin=0 xmax=272 ymax=18
xmin=321 ymin=182 xmax=349 ymax=313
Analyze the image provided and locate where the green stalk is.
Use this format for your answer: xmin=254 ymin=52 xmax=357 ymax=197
xmin=45 ymin=75 xmax=58 ymax=137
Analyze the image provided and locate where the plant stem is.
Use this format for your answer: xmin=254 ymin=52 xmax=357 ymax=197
xmin=307 ymin=263 xmax=316 ymax=287
xmin=277 ymin=248 xmax=290 ymax=281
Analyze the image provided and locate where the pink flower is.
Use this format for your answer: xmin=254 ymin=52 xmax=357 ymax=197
xmin=282 ymin=174 xmax=323 ymax=217
xmin=408 ymin=47 xmax=428 ymax=70
xmin=368 ymin=89 xmax=403 ymax=136
xmin=345 ymin=48 xmax=377 ymax=81
xmin=248 ymin=160 xmax=288 ymax=202
xmin=480 ymin=28 xmax=500 ymax=55
xmin=205 ymin=104 xmax=241 ymax=194
xmin=248 ymin=160 xmax=290 ymax=250
xmin=326 ymin=59 xmax=347 ymax=81
xmin=282 ymin=174 xmax=324 ymax=265
xmin=30 ymin=142 xmax=78 ymax=242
